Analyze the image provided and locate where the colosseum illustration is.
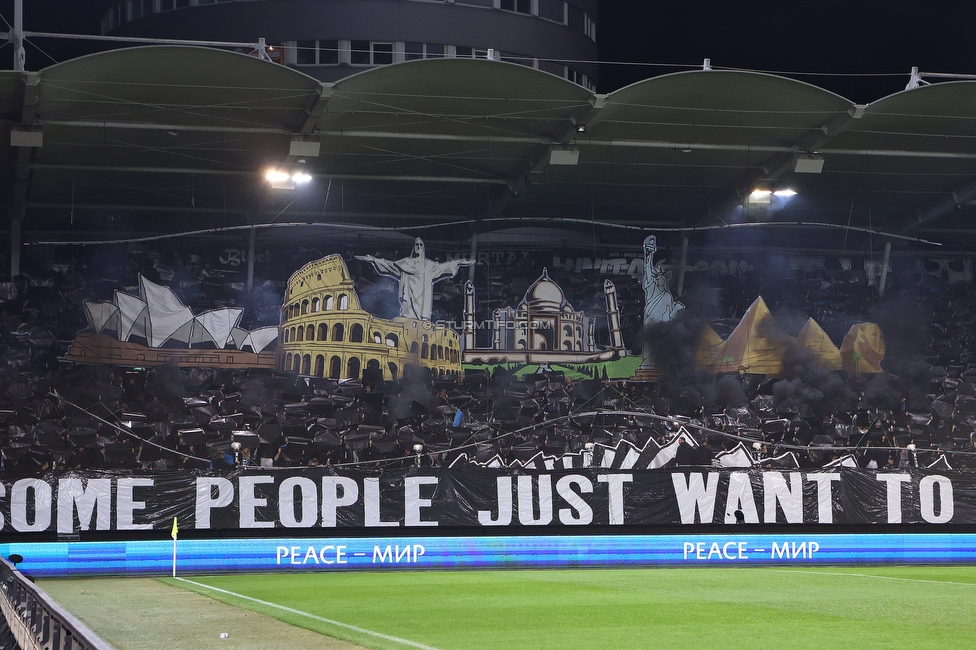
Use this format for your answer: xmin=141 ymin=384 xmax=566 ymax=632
xmin=279 ymin=255 xmax=461 ymax=381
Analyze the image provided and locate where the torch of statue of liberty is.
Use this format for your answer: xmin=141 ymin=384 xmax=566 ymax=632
xmin=356 ymin=238 xmax=474 ymax=320
xmin=639 ymin=235 xmax=684 ymax=370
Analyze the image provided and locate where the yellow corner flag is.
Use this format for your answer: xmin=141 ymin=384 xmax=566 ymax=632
xmin=171 ymin=517 xmax=179 ymax=577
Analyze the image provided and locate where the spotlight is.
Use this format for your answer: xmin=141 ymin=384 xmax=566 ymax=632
xmin=773 ymin=189 xmax=797 ymax=197
xmin=265 ymin=166 xmax=312 ymax=189
xmin=749 ymin=189 xmax=772 ymax=204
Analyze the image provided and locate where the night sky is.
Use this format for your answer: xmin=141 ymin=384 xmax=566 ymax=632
xmin=2 ymin=0 xmax=975 ymax=102
xmin=598 ymin=0 xmax=976 ymax=102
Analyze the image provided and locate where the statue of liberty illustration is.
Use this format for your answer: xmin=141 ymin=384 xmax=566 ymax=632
xmin=639 ymin=235 xmax=684 ymax=370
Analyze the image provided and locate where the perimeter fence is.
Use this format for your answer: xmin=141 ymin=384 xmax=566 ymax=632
xmin=0 ymin=556 xmax=111 ymax=650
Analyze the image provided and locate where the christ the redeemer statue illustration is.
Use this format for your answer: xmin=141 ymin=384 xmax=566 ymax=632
xmin=356 ymin=238 xmax=474 ymax=320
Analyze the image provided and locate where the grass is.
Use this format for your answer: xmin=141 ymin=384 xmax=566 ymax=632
xmin=463 ymin=357 xmax=644 ymax=381
xmin=126 ymin=566 xmax=976 ymax=650
xmin=38 ymin=577 xmax=360 ymax=650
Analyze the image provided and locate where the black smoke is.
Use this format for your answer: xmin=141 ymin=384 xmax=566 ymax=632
xmin=863 ymin=294 xmax=932 ymax=409
xmin=645 ymin=285 xmax=729 ymax=412
xmin=354 ymin=274 xmax=401 ymax=320
xmin=389 ymin=365 xmax=438 ymax=420
xmin=145 ymin=364 xmax=187 ymax=413
xmin=773 ymin=342 xmax=856 ymax=418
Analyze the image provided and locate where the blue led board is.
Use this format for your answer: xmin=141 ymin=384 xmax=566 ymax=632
xmin=3 ymin=533 xmax=976 ymax=578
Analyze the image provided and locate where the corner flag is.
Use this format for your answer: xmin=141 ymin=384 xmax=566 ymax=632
xmin=171 ymin=517 xmax=179 ymax=577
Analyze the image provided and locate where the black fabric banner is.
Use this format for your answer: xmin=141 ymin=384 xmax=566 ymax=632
xmin=1 ymin=468 xmax=973 ymax=535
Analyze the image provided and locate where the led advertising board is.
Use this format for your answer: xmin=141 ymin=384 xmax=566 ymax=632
xmin=3 ymin=533 xmax=975 ymax=578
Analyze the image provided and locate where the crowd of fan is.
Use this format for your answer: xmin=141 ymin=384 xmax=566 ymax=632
xmin=0 ymin=250 xmax=975 ymax=476
xmin=0 ymin=352 xmax=972 ymax=476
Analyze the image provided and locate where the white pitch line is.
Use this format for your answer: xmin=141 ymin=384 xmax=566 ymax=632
xmin=760 ymin=568 xmax=976 ymax=586
xmin=175 ymin=577 xmax=443 ymax=650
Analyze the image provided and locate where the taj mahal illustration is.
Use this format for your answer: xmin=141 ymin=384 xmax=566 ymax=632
xmin=461 ymin=269 xmax=627 ymax=365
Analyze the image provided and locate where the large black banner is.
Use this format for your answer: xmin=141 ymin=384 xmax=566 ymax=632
xmin=1 ymin=468 xmax=972 ymax=535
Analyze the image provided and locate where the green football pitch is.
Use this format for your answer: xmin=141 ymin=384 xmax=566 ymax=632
xmin=40 ymin=566 xmax=976 ymax=650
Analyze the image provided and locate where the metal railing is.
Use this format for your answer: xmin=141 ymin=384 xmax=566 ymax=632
xmin=0 ymin=556 xmax=113 ymax=650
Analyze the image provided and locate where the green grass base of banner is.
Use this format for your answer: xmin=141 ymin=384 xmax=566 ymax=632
xmin=141 ymin=566 xmax=976 ymax=650
xmin=463 ymin=356 xmax=645 ymax=381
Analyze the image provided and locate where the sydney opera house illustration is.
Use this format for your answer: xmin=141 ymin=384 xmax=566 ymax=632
xmin=66 ymin=276 xmax=278 ymax=368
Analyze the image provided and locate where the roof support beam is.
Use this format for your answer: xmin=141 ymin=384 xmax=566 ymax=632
xmin=8 ymin=71 xmax=41 ymax=280
xmin=502 ymin=96 xmax=602 ymax=203
xmin=694 ymin=106 xmax=862 ymax=227
xmin=29 ymin=164 xmax=508 ymax=184
xmin=39 ymin=120 xmax=289 ymax=135
xmin=33 ymin=123 xmax=976 ymax=161
xmin=892 ymin=176 xmax=976 ymax=235
xmin=310 ymin=130 xmax=976 ymax=160
xmin=300 ymin=84 xmax=334 ymax=136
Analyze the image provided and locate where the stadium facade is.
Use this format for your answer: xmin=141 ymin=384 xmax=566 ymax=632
xmin=96 ymin=0 xmax=600 ymax=90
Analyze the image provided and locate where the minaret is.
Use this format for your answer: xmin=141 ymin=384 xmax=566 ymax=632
xmin=604 ymin=280 xmax=626 ymax=354
xmin=463 ymin=281 xmax=476 ymax=351
xmin=492 ymin=308 xmax=504 ymax=349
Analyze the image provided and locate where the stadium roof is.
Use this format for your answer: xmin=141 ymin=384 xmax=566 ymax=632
xmin=2 ymin=46 xmax=976 ymax=251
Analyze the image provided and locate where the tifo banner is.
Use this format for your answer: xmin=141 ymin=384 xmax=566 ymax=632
xmin=0 ymin=468 xmax=970 ymax=535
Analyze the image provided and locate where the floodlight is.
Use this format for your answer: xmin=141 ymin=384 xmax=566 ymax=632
xmin=265 ymin=169 xmax=290 ymax=183
xmin=773 ymin=189 xmax=797 ymax=197
xmin=265 ymin=166 xmax=312 ymax=189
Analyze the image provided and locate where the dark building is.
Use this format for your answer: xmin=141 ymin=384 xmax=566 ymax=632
xmin=97 ymin=0 xmax=599 ymax=89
